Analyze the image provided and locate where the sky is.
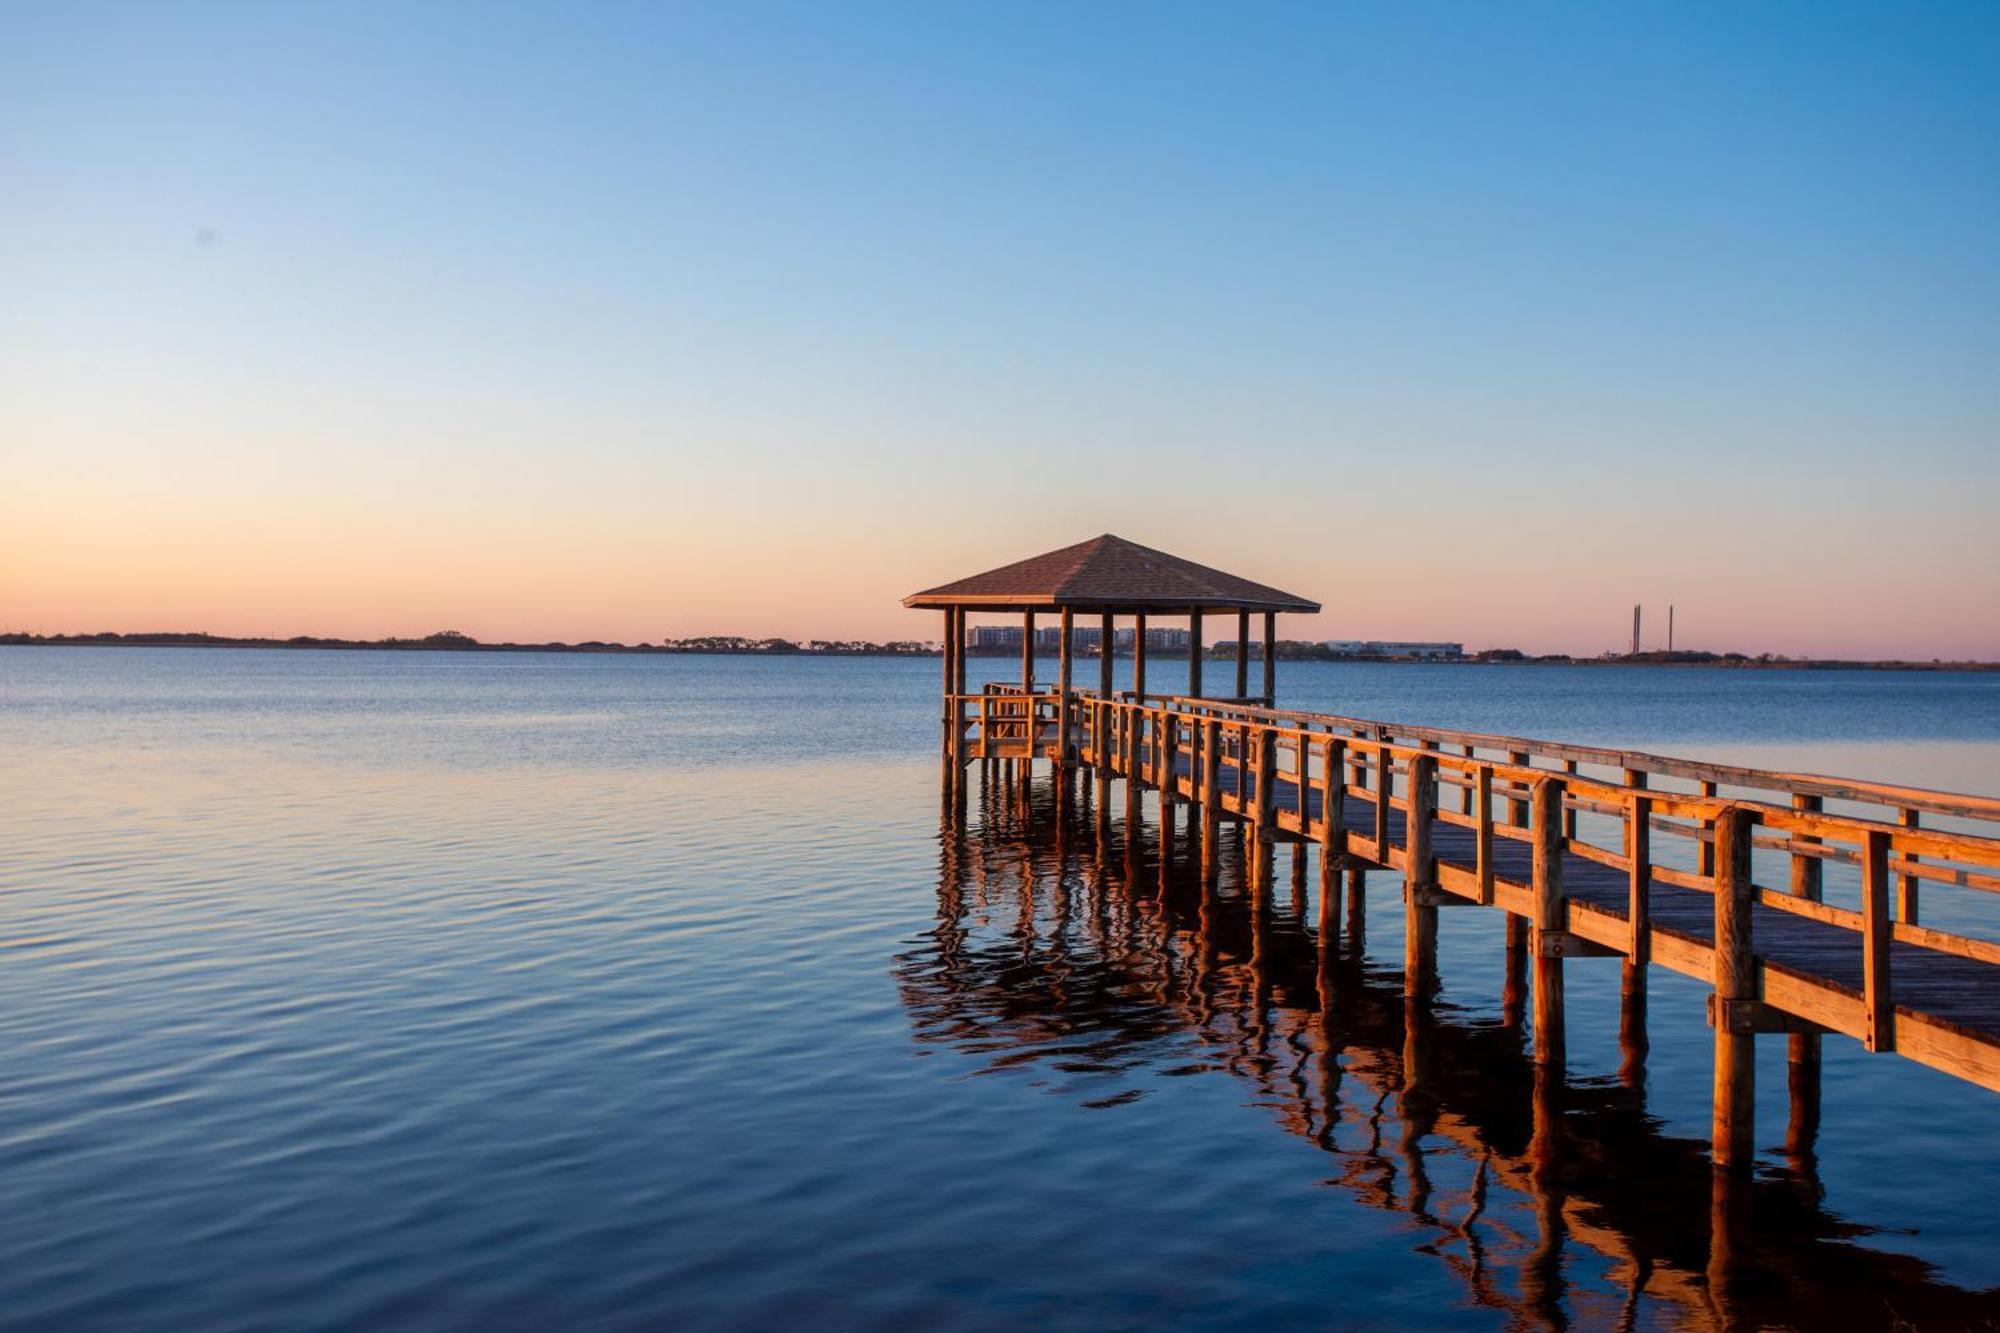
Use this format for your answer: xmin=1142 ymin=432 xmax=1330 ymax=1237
xmin=4 ymin=2 xmax=1998 ymax=657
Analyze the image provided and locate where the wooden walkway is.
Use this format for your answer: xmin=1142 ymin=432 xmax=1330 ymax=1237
xmin=909 ymin=790 xmax=2000 ymax=1328
xmin=945 ymin=683 xmax=2000 ymax=1162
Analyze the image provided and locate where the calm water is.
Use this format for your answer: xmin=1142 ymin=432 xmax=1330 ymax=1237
xmin=3 ymin=648 xmax=1998 ymax=1330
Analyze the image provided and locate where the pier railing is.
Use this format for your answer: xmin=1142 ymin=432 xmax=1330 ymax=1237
xmin=948 ymin=687 xmax=2000 ymax=1101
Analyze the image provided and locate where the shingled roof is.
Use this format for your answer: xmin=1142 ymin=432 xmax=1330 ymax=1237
xmin=903 ymin=535 xmax=1319 ymax=614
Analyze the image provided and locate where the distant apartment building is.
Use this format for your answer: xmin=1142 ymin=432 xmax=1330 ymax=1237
xmin=968 ymin=625 xmax=1025 ymax=652
xmin=1032 ymin=625 xmax=1106 ymax=652
xmin=1325 ymin=640 xmax=1465 ymax=661
xmin=1115 ymin=626 xmax=1192 ymax=653
xmin=968 ymin=624 xmax=1182 ymax=654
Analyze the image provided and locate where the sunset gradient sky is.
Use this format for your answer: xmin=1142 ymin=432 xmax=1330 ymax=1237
xmin=6 ymin=3 xmax=1999 ymax=656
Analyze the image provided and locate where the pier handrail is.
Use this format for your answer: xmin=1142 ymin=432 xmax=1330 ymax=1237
xmin=1140 ymin=692 xmax=2000 ymax=825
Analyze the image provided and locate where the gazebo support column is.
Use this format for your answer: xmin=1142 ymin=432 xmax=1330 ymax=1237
xmin=1134 ymin=614 xmax=1148 ymax=699
xmin=1188 ymin=609 xmax=1203 ymax=698
xmin=1235 ymin=611 xmax=1249 ymax=699
xmin=1262 ymin=611 xmax=1276 ymax=706
xmin=1021 ymin=611 xmax=1035 ymax=773
xmin=941 ymin=607 xmax=957 ymax=760
xmin=1057 ymin=608 xmax=1074 ymax=769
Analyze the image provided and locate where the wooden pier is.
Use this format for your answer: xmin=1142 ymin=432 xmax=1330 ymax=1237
xmin=906 ymin=779 xmax=2000 ymax=1328
xmin=907 ymin=536 xmax=2000 ymax=1179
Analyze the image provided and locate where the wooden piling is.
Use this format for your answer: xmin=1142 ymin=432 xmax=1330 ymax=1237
xmin=1261 ymin=610 xmax=1276 ymax=705
xmin=1405 ymin=752 xmax=1438 ymax=999
xmin=1133 ymin=613 xmax=1147 ymax=700
xmin=1530 ymin=776 xmax=1565 ymax=1069
xmin=1319 ymin=738 xmax=1345 ymax=946
xmin=1234 ymin=611 xmax=1249 ymax=698
xmin=1201 ymin=718 xmax=1221 ymax=881
xmin=1712 ymin=804 xmax=1755 ymax=1171
xmin=1056 ymin=608 xmax=1074 ymax=768
xmin=1188 ymin=609 xmax=1203 ymax=697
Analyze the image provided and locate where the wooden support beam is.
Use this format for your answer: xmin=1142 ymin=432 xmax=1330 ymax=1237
xmin=941 ymin=608 xmax=957 ymax=758
xmin=1133 ymin=614 xmax=1148 ymax=700
xmin=1899 ymin=807 xmax=1921 ymax=924
xmin=1364 ymin=734 xmax=1386 ymax=857
xmin=1319 ymin=738 xmax=1345 ymax=945
xmin=1862 ymin=827 xmax=1895 ymax=1052
xmin=1628 ymin=776 xmax=1652 ymax=964
xmin=1471 ymin=764 xmax=1493 ymax=904
xmin=1188 ymin=608 xmax=1203 ymax=698
xmin=1201 ymin=718 xmax=1222 ymax=881
xmin=1708 ymin=995 xmax=1830 ymax=1036
xmin=1235 ymin=611 xmax=1249 ymax=698
xmin=1021 ymin=610 xmax=1035 ymax=694
xmin=1056 ymin=608 xmax=1074 ymax=767
xmin=1099 ymin=611 xmax=1113 ymax=698
xmin=1712 ymin=804 xmax=1755 ymax=1171
xmin=1405 ymin=752 xmax=1438 ymax=999
xmin=1531 ymin=776 xmax=1566 ymax=1069
xmin=1538 ymin=931 xmax=1619 ymax=959
xmin=1261 ymin=610 xmax=1276 ymax=705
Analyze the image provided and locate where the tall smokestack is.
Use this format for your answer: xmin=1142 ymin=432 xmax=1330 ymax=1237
xmin=1668 ymin=605 xmax=1675 ymax=654
xmin=1632 ymin=605 xmax=1641 ymax=657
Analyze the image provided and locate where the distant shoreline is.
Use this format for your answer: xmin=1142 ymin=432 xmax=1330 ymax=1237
xmin=2 ymin=632 xmax=1995 ymax=671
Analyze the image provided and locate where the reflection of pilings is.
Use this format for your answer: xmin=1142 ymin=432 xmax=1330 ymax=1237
xmin=1502 ymin=915 xmax=1528 ymax=1034
xmin=1523 ymin=1062 xmax=1569 ymax=1327
xmin=903 ymin=770 xmax=1999 ymax=1333
xmin=1786 ymin=1034 xmax=1822 ymax=1185
xmin=1706 ymin=1165 xmax=1752 ymax=1328
xmin=1619 ymin=960 xmax=1649 ymax=1093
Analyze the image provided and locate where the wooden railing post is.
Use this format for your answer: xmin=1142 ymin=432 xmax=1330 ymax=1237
xmin=1254 ymin=725 xmax=1278 ymax=832
xmin=1160 ymin=710 xmax=1178 ymax=816
xmin=1373 ymin=732 xmax=1392 ymax=859
xmin=1405 ymin=752 xmax=1438 ymax=999
xmin=1201 ymin=718 xmax=1222 ymax=881
xmin=1319 ymin=738 xmax=1346 ymax=943
xmin=1476 ymin=764 xmax=1495 ymax=905
xmin=1786 ymin=794 xmax=1823 ymax=1171
xmin=1898 ymin=807 xmax=1920 ymax=924
xmin=1712 ymin=804 xmax=1756 ymax=1170
xmin=1460 ymin=744 xmax=1476 ymax=815
xmin=1698 ymin=780 xmax=1719 ymax=876
xmin=1863 ymin=827 xmax=1895 ymax=1052
xmin=1056 ymin=608 xmax=1074 ymax=767
xmin=1627 ymin=770 xmax=1651 ymax=963
xmin=1531 ymin=776 xmax=1566 ymax=1069
xmin=1562 ymin=758 xmax=1579 ymax=839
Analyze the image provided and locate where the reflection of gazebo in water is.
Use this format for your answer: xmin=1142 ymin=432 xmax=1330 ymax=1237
xmin=904 ymin=534 xmax=1319 ymax=760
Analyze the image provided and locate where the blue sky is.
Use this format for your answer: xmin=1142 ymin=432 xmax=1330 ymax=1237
xmin=5 ymin=3 xmax=1997 ymax=653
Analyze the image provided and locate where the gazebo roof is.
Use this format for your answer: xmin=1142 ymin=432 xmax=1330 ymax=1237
xmin=903 ymin=534 xmax=1320 ymax=615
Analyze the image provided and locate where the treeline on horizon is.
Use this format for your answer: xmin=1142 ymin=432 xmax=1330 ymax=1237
xmin=2 ymin=630 xmax=1992 ymax=669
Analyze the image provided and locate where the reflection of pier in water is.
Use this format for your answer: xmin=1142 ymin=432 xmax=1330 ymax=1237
xmin=900 ymin=773 xmax=2000 ymax=1330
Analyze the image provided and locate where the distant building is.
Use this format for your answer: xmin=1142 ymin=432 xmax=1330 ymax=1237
xmin=1031 ymin=625 xmax=1106 ymax=652
xmin=1115 ymin=627 xmax=1191 ymax=653
xmin=1324 ymin=640 xmax=1464 ymax=661
xmin=970 ymin=624 xmax=1183 ymax=654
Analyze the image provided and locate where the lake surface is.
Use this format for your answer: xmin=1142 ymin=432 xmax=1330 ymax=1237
xmin=3 ymin=648 xmax=1998 ymax=1330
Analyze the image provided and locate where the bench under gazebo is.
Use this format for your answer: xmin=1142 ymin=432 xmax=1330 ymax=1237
xmin=905 ymin=534 xmax=1319 ymax=763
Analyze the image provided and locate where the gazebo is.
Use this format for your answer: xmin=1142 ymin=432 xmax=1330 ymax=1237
xmin=905 ymin=534 xmax=1319 ymax=758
